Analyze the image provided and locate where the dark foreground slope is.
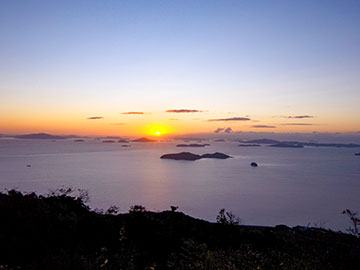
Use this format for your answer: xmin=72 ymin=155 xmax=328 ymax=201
xmin=1 ymin=190 xmax=360 ymax=270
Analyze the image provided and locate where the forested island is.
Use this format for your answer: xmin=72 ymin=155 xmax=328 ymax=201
xmin=1 ymin=189 xmax=359 ymax=270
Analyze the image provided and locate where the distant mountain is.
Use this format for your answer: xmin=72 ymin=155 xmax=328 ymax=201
xmin=13 ymin=133 xmax=66 ymax=139
xmin=242 ymin=139 xmax=280 ymax=144
xmin=132 ymin=137 xmax=157 ymax=142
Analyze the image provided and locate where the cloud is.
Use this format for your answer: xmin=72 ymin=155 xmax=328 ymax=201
xmin=208 ymin=117 xmax=250 ymax=122
xmin=87 ymin=116 xmax=104 ymax=120
xmin=283 ymin=115 xmax=315 ymax=119
xmin=111 ymin=123 xmax=126 ymax=125
xmin=122 ymin=112 xmax=144 ymax=115
xmin=252 ymin=125 xmax=276 ymax=128
xmin=282 ymin=123 xmax=315 ymax=126
xmin=214 ymin=128 xmax=224 ymax=133
xmin=168 ymin=118 xmax=179 ymax=121
xmin=166 ymin=109 xmax=203 ymax=113
xmin=214 ymin=127 xmax=233 ymax=133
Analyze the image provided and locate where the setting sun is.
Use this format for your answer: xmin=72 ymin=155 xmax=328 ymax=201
xmin=156 ymin=131 xmax=161 ymax=135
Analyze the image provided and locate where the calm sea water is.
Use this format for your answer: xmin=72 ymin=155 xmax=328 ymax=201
xmin=1 ymin=138 xmax=359 ymax=230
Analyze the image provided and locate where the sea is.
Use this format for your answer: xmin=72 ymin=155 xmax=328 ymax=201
xmin=1 ymin=138 xmax=360 ymax=231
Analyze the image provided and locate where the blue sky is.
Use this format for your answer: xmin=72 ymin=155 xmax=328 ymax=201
xmin=1 ymin=0 xmax=360 ymax=135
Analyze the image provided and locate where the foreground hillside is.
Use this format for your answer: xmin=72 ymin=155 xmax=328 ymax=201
xmin=0 ymin=190 xmax=359 ymax=270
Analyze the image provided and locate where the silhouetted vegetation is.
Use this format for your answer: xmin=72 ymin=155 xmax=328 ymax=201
xmin=1 ymin=189 xmax=360 ymax=269
xmin=216 ymin=208 xmax=241 ymax=225
xmin=342 ymin=209 xmax=360 ymax=237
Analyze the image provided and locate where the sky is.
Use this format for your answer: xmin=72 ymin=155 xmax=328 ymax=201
xmin=1 ymin=0 xmax=360 ymax=137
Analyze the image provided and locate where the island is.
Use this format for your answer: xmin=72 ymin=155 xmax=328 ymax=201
xmin=161 ymin=152 xmax=202 ymax=160
xmin=176 ymin=143 xmax=208 ymax=147
xmin=355 ymin=153 xmax=360 ymax=156
xmin=74 ymin=139 xmax=85 ymax=142
xmin=161 ymin=152 xmax=232 ymax=161
xmin=269 ymin=142 xmax=304 ymax=148
xmin=238 ymin=144 xmax=261 ymax=147
xmin=201 ymin=152 xmax=232 ymax=159
xmin=132 ymin=137 xmax=157 ymax=142
xmin=117 ymin=139 xmax=129 ymax=143
xmin=241 ymin=138 xmax=280 ymax=144
xmin=102 ymin=140 xmax=116 ymax=143
xmin=13 ymin=133 xmax=66 ymax=140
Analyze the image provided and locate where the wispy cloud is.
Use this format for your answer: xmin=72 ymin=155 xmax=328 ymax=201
xmin=282 ymin=123 xmax=315 ymax=126
xmin=87 ymin=116 xmax=104 ymax=120
xmin=122 ymin=112 xmax=144 ymax=115
xmin=252 ymin=125 xmax=276 ymax=128
xmin=214 ymin=127 xmax=233 ymax=133
xmin=282 ymin=115 xmax=315 ymax=119
xmin=208 ymin=117 xmax=250 ymax=122
xmin=168 ymin=118 xmax=179 ymax=121
xmin=111 ymin=123 xmax=126 ymax=125
xmin=166 ymin=109 xmax=203 ymax=113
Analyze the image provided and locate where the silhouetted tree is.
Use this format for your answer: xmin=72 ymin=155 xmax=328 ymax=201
xmin=216 ymin=208 xmax=241 ymax=225
xmin=129 ymin=205 xmax=146 ymax=213
xmin=343 ymin=209 xmax=360 ymax=237
xmin=170 ymin=206 xmax=178 ymax=212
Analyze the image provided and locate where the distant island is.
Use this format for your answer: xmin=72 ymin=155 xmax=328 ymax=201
xmin=238 ymin=144 xmax=261 ymax=147
xmin=117 ymin=139 xmax=129 ymax=143
xmin=269 ymin=142 xmax=304 ymax=148
xmin=161 ymin=152 xmax=232 ymax=161
xmin=240 ymin=138 xmax=360 ymax=148
xmin=73 ymin=139 xmax=85 ymax=142
xmin=102 ymin=140 xmax=116 ymax=143
xmin=176 ymin=143 xmax=208 ymax=147
xmin=269 ymin=141 xmax=360 ymax=148
xmin=132 ymin=137 xmax=157 ymax=142
xmin=241 ymin=138 xmax=280 ymax=144
xmin=13 ymin=133 xmax=66 ymax=140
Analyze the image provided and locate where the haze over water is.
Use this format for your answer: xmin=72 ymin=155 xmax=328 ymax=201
xmin=1 ymin=138 xmax=359 ymax=230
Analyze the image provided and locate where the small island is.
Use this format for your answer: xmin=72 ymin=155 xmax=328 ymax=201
xmin=132 ymin=137 xmax=157 ymax=142
xmin=176 ymin=143 xmax=208 ymax=147
xmin=241 ymin=138 xmax=280 ymax=144
xmin=102 ymin=140 xmax=116 ymax=143
xmin=238 ymin=144 xmax=261 ymax=147
xmin=117 ymin=139 xmax=129 ymax=143
xmin=13 ymin=133 xmax=66 ymax=140
xmin=161 ymin=152 xmax=232 ymax=161
xmin=74 ymin=139 xmax=85 ymax=142
xmin=269 ymin=142 xmax=304 ymax=148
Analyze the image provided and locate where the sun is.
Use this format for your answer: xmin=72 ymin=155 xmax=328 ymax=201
xmin=145 ymin=125 xmax=170 ymax=136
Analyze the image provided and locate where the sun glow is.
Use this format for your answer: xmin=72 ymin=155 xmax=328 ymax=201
xmin=145 ymin=124 xmax=171 ymax=136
